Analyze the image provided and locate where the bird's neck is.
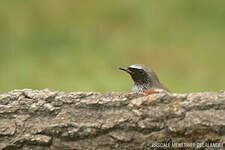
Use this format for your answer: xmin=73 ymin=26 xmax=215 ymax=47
xmin=132 ymin=82 xmax=153 ymax=92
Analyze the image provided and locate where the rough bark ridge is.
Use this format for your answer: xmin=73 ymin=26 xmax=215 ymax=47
xmin=0 ymin=89 xmax=225 ymax=150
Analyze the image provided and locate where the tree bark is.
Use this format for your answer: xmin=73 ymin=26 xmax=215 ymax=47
xmin=0 ymin=89 xmax=225 ymax=150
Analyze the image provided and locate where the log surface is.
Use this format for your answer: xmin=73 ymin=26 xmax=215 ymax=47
xmin=0 ymin=89 xmax=225 ymax=150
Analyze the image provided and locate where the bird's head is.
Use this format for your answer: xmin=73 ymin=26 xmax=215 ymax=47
xmin=119 ymin=64 xmax=160 ymax=86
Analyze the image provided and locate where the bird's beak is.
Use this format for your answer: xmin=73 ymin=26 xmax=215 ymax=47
xmin=119 ymin=67 xmax=132 ymax=74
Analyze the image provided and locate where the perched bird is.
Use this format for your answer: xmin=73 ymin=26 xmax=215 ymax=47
xmin=119 ymin=64 xmax=170 ymax=94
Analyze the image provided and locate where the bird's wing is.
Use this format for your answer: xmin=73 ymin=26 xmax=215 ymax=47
xmin=158 ymin=83 xmax=171 ymax=93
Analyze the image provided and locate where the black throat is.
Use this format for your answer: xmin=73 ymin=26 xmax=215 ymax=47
xmin=129 ymin=67 xmax=153 ymax=91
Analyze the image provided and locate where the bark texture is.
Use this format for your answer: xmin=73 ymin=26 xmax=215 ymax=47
xmin=0 ymin=89 xmax=225 ymax=150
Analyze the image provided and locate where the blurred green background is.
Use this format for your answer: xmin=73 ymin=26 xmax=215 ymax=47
xmin=0 ymin=0 xmax=225 ymax=94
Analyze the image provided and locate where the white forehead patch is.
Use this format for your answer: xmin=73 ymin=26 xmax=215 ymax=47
xmin=129 ymin=64 xmax=143 ymax=69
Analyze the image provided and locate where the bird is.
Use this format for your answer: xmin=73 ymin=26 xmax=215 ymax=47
xmin=119 ymin=64 xmax=170 ymax=95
